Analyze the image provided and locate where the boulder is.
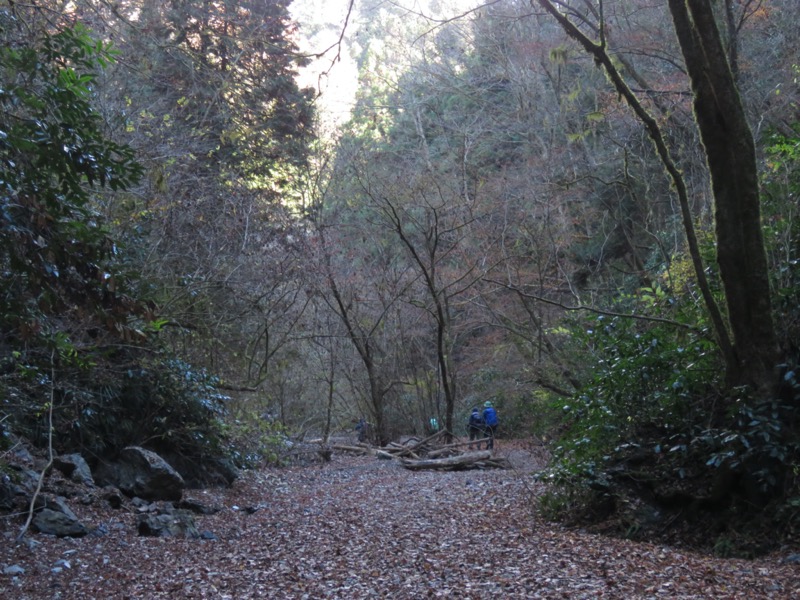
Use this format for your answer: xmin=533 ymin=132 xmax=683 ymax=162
xmin=53 ymin=453 xmax=95 ymax=486
xmin=6 ymin=466 xmax=39 ymax=495
xmin=161 ymin=454 xmax=239 ymax=487
xmin=32 ymin=508 xmax=88 ymax=537
xmin=0 ymin=466 xmax=38 ymax=512
xmin=137 ymin=511 xmax=199 ymax=538
xmin=0 ymin=477 xmax=16 ymax=511
xmin=34 ymin=495 xmax=79 ymax=521
xmin=208 ymin=457 xmax=239 ymax=486
xmin=103 ymin=486 xmax=124 ymax=509
xmin=177 ymin=498 xmax=221 ymax=515
xmin=94 ymin=446 xmax=185 ymax=501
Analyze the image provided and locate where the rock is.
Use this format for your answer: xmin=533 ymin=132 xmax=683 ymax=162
xmin=4 ymin=466 xmax=40 ymax=497
xmin=781 ymin=553 xmax=800 ymax=565
xmin=162 ymin=454 xmax=239 ymax=487
xmin=131 ymin=497 xmax=162 ymax=513
xmin=177 ymin=499 xmax=221 ymax=515
xmin=34 ymin=495 xmax=78 ymax=521
xmin=53 ymin=453 xmax=95 ymax=487
xmin=94 ymin=447 xmax=185 ymax=502
xmin=208 ymin=457 xmax=239 ymax=486
xmin=89 ymin=523 xmax=109 ymax=537
xmin=9 ymin=439 xmax=35 ymax=466
xmin=32 ymin=508 xmax=88 ymax=538
xmin=3 ymin=565 xmax=25 ymax=576
xmin=137 ymin=511 xmax=199 ymax=539
xmin=103 ymin=487 xmax=124 ymax=509
xmin=0 ymin=476 xmax=17 ymax=511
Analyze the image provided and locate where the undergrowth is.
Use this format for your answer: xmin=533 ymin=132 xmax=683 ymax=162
xmin=536 ymin=307 xmax=800 ymax=557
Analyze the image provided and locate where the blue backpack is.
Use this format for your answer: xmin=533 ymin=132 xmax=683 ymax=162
xmin=468 ymin=411 xmax=483 ymax=428
xmin=483 ymin=406 xmax=498 ymax=426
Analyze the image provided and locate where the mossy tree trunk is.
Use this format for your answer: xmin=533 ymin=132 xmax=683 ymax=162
xmin=667 ymin=0 xmax=778 ymax=393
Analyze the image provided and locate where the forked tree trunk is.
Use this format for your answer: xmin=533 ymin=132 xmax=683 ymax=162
xmin=537 ymin=0 xmax=778 ymax=394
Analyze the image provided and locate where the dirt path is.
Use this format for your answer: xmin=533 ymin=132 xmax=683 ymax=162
xmin=1 ymin=444 xmax=797 ymax=598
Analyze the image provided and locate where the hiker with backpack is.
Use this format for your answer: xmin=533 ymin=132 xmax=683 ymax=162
xmin=467 ymin=407 xmax=484 ymax=450
xmin=355 ymin=417 xmax=369 ymax=443
xmin=482 ymin=401 xmax=498 ymax=450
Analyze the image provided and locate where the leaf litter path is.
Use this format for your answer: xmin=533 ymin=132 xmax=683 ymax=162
xmin=2 ymin=443 xmax=798 ymax=599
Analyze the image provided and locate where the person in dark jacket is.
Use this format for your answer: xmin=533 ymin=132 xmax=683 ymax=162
xmin=482 ymin=401 xmax=498 ymax=450
xmin=467 ymin=407 xmax=484 ymax=450
xmin=355 ymin=418 xmax=368 ymax=443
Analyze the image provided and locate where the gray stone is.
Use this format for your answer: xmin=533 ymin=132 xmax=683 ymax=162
xmin=34 ymin=495 xmax=78 ymax=521
xmin=32 ymin=508 xmax=88 ymax=538
xmin=94 ymin=446 xmax=184 ymax=502
xmin=208 ymin=457 xmax=239 ymax=485
xmin=177 ymin=499 xmax=221 ymax=515
xmin=3 ymin=565 xmax=25 ymax=576
xmin=10 ymin=444 xmax=34 ymax=465
xmin=781 ymin=553 xmax=800 ymax=565
xmin=137 ymin=511 xmax=199 ymax=539
xmin=4 ymin=467 xmax=40 ymax=497
xmin=53 ymin=453 xmax=95 ymax=486
xmin=89 ymin=523 xmax=109 ymax=537
xmin=103 ymin=487 xmax=124 ymax=509
xmin=0 ymin=477 xmax=17 ymax=511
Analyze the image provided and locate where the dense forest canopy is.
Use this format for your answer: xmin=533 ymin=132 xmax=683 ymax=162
xmin=1 ymin=0 xmax=799 ymax=553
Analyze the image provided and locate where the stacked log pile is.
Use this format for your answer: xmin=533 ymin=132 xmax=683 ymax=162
xmin=376 ymin=431 xmax=511 ymax=471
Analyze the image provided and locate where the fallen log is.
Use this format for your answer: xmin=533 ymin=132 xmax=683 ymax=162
xmin=426 ymin=438 xmax=491 ymax=458
xmin=380 ymin=430 xmax=446 ymax=458
xmin=400 ymin=450 xmax=492 ymax=471
xmin=331 ymin=444 xmax=370 ymax=455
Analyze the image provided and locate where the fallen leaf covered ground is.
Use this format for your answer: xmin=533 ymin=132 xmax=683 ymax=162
xmin=2 ymin=442 xmax=798 ymax=599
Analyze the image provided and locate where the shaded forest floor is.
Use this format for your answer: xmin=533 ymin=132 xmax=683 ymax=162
xmin=2 ymin=440 xmax=798 ymax=599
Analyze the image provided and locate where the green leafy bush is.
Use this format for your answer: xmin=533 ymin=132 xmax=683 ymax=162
xmin=543 ymin=313 xmax=719 ymax=482
xmin=0 ymin=24 xmax=144 ymax=347
xmin=6 ymin=352 xmax=234 ymax=484
xmin=762 ymin=124 xmax=800 ymax=352
xmin=223 ymin=412 xmax=290 ymax=469
xmin=537 ymin=302 xmax=800 ymax=552
xmin=696 ymin=366 xmax=800 ymax=499
xmin=0 ymin=23 xmax=238 ymax=486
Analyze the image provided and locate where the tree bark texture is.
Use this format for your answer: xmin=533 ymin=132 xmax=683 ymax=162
xmin=667 ymin=0 xmax=778 ymax=392
xmin=400 ymin=450 xmax=492 ymax=470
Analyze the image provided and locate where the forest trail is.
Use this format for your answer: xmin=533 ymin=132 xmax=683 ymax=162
xmin=2 ymin=442 xmax=797 ymax=599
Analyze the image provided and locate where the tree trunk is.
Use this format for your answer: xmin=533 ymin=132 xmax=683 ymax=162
xmin=536 ymin=0 xmax=736 ymax=373
xmin=667 ymin=0 xmax=778 ymax=392
xmin=322 ymin=347 xmax=335 ymax=443
xmin=536 ymin=0 xmax=778 ymax=394
xmin=320 ymin=228 xmax=390 ymax=444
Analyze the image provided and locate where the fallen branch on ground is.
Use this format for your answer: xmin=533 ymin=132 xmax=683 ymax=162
xmin=400 ymin=450 xmax=504 ymax=471
xmin=331 ymin=444 xmax=371 ymax=455
xmin=426 ymin=438 xmax=491 ymax=458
